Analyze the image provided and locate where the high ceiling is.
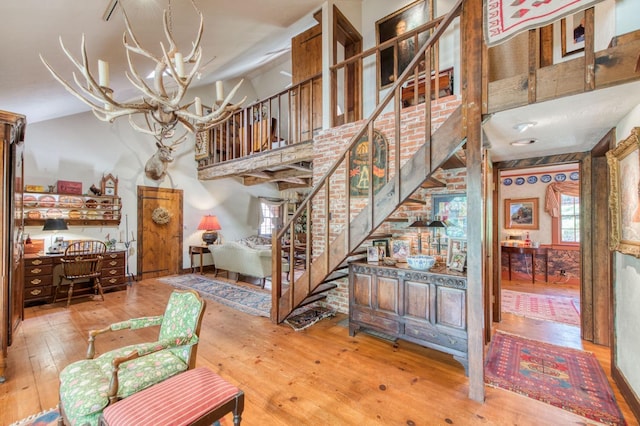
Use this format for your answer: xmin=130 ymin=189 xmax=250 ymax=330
xmin=1 ymin=0 xmax=638 ymax=164
xmin=0 ymin=0 xmax=324 ymax=124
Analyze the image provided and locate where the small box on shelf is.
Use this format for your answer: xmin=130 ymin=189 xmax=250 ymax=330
xmin=56 ymin=180 xmax=82 ymax=194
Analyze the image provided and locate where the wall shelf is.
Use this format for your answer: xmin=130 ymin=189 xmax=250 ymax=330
xmin=23 ymin=192 xmax=122 ymax=227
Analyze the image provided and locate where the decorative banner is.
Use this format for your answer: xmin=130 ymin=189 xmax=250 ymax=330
xmin=484 ymin=0 xmax=603 ymax=47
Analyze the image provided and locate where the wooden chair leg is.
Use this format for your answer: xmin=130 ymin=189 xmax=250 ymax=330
xmin=95 ymin=278 xmax=105 ymax=301
xmin=66 ymin=281 xmax=74 ymax=308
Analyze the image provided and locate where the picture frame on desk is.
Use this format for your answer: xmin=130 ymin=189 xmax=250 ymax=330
xmin=391 ymin=237 xmax=411 ymax=262
xmin=366 ymin=246 xmax=381 ymax=263
xmin=446 ymin=238 xmax=466 ymax=267
xmin=449 ymin=252 xmax=466 ymax=272
xmin=372 ymin=239 xmax=390 ymax=257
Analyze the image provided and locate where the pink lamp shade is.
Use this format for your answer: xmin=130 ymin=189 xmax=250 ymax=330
xmin=197 ymin=215 xmax=221 ymax=244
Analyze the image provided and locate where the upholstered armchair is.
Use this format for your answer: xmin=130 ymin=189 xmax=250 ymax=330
xmin=57 ymin=290 xmax=206 ymax=426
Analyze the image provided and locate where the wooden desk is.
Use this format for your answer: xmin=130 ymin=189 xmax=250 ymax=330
xmin=189 ymin=245 xmax=211 ymax=274
xmin=501 ymin=245 xmax=549 ymax=283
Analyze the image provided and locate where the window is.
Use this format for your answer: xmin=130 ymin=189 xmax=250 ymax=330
xmin=259 ymin=202 xmax=282 ymax=236
xmin=559 ymin=194 xmax=580 ymax=243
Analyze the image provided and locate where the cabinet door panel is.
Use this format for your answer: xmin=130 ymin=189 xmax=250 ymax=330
xmin=404 ymin=280 xmax=430 ymax=320
xmin=436 ymin=286 xmax=466 ymax=330
xmin=376 ymin=276 xmax=399 ymax=314
xmin=353 ymin=273 xmax=372 ymax=307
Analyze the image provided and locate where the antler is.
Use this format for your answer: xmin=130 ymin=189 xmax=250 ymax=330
xmin=39 ymin=1 xmax=241 ymax=138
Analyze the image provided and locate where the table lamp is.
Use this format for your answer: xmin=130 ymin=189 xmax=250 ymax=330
xmin=43 ymin=218 xmax=68 ymax=254
xmin=198 ymin=215 xmax=221 ymax=245
xmin=408 ymin=217 xmax=429 ymax=254
xmin=427 ymin=217 xmax=447 ymax=255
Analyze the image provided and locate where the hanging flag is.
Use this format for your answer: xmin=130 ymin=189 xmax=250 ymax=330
xmin=485 ymin=0 xmax=603 ymax=47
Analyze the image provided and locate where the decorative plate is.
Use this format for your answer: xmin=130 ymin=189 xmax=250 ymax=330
xmin=100 ymin=199 xmax=112 ymax=209
xmin=540 ymin=174 xmax=552 ymax=183
xmin=103 ymin=210 xmax=113 ymax=220
xmin=86 ymin=210 xmax=99 ymax=218
xmin=46 ymin=208 xmax=63 ymax=219
xmin=27 ymin=210 xmax=42 ymax=219
xmin=38 ymin=195 xmax=56 ymax=208
xmin=570 ymin=171 xmax=579 ymax=181
xmin=527 ymin=176 xmax=538 ymax=184
xmin=503 ymin=178 xmax=512 ymax=186
xmin=24 ymin=195 xmax=38 ymax=207
xmin=85 ymin=199 xmax=98 ymax=209
xmin=555 ymin=173 xmax=566 ymax=182
xmin=68 ymin=210 xmax=81 ymax=219
xmin=515 ymin=177 xmax=525 ymax=185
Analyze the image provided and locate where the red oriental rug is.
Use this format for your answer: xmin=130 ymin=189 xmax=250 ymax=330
xmin=502 ymin=289 xmax=580 ymax=326
xmin=485 ymin=332 xmax=626 ymax=425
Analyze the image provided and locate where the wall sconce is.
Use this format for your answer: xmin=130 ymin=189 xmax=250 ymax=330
xmin=197 ymin=215 xmax=221 ymax=245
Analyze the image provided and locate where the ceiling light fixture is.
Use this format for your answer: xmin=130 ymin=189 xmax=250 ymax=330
xmin=40 ymin=0 xmax=245 ymax=142
xmin=513 ymin=121 xmax=537 ymax=133
xmin=510 ymin=139 xmax=537 ymax=146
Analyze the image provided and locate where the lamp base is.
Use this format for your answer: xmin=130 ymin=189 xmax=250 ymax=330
xmin=202 ymin=231 xmax=218 ymax=245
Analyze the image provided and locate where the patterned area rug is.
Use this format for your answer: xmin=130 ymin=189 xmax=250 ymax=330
xmin=159 ymin=274 xmax=270 ymax=317
xmin=485 ymin=332 xmax=626 ymax=426
xmin=285 ymin=306 xmax=336 ymax=331
xmin=10 ymin=407 xmax=59 ymax=426
xmin=502 ymin=289 xmax=580 ymax=326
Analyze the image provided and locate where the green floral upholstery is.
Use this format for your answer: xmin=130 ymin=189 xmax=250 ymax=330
xmin=58 ymin=290 xmax=205 ymax=426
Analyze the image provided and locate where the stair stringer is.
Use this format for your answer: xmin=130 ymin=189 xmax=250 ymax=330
xmin=277 ymin=106 xmax=465 ymax=322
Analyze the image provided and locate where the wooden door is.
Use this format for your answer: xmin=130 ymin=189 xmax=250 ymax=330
xmin=137 ymin=186 xmax=183 ymax=280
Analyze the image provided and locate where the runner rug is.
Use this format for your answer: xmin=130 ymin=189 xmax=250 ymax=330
xmin=159 ymin=274 xmax=270 ymax=317
xmin=9 ymin=407 xmax=59 ymax=426
xmin=502 ymin=289 xmax=580 ymax=326
xmin=485 ymin=332 xmax=626 ymax=426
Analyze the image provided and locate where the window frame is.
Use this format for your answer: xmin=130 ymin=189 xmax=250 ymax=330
xmin=551 ymin=192 xmax=580 ymax=246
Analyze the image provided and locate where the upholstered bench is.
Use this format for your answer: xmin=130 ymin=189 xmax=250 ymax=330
xmin=99 ymin=367 xmax=244 ymax=426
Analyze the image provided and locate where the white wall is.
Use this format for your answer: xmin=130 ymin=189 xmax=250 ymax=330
xmin=613 ymin=102 xmax=640 ymax=402
xmin=23 ymin=79 xmax=280 ymax=274
xmin=616 ymin=0 xmax=640 ymax=36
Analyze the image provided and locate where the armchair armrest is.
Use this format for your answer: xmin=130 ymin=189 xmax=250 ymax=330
xmin=86 ymin=315 xmax=164 ymax=359
xmin=106 ymin=334 xmax=199 ymax=404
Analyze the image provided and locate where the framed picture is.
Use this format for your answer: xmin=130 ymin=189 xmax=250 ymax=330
xmin=194 ymin=130 xmax=209 ymax=160
xmin=607 ymin=127 xmax=640 ymax=258
xmin=376 ymin=0 xmax=429 ymax=88
xmin=391 ymin=237 xmax=411 ymax=262
xmin=367 ymin=246 xmax=381 ymax=263
xmin=504 ymin=197 xmax=539 ymax=230
xmin=432 ymin=193 xmax=467 ymax=238
xmin=349 ymin=129 xmax=388 ymax=197
xmin=446 ymin=238 xmax=467 ymax=267
xmin=372 ymin=239 xmax=390 ymax=257
xmin=561 ymin=10 xmax=585 ymax=57
xmin=449 ymin=252 xmax=466 ymax=272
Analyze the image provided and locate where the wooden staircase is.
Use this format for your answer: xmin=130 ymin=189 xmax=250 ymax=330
xmin=270 ymin=0 xmax=468 ymax=323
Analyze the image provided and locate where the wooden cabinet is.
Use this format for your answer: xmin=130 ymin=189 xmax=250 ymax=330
xmin=24 ymin=250 xmax=127 ymax=306
xmin=349 ymin=262 xmax=468 ymax=372
xmin=0 ymin=110 xmax=26 ymax=383
xmin=23 ymin=192 xmax=121 ymax=226
xmin=24 ymin=256 xmax=54 ymax=304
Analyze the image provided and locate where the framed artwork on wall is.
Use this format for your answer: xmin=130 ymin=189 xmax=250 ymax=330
xmin=349 ymin=129 xmax=388 ymax=197
xmin=607 ymin=127 xmax=640 ymax=258
xmin=432 ymin=193 xmax=467 ymax=238
xmin=376 ymin=0 xmax=429 ymax=89
xmin=504 ymin=197 xmax=539 ymax=230
xmin=194 ymin=130 xmax=209 ymax=160
xmin=560 ymin=10 xmax=585 ymax=57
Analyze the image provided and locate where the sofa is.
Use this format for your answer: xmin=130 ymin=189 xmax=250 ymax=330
xmin=209 ymin=236 xmax=273 ymax=287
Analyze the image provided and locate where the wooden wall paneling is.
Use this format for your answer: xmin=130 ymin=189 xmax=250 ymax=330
xmin=580 ymin=155 xmax=594 ymax=342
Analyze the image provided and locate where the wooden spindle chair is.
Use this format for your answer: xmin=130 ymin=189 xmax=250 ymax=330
xmin=54 ymin=240 xmax=107 ymax=307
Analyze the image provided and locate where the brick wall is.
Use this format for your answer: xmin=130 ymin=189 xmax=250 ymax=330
xmin=311 ymin=96 xmax=465 ymax=314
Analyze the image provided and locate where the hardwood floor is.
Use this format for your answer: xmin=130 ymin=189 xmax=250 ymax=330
xmin=1 ymin=276 xmax=637 ymax=425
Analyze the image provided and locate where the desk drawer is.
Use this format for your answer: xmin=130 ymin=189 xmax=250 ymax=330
xmin=25 ymin=274 xmax=53 ymax=287
xmin=103 ymin=257 xmax=125 ymax=268
xmin=25 ymin=257 xmax=53 ymax=267
xmin=104 ymin=251 xmax=125 ymax=261
xmin=25 ymin=285 xmax=53 ymax=301
xmin=25 ymin=264 xmax=53 ymax=277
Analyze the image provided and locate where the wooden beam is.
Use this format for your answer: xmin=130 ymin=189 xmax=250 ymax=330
xmin=488 ymin=38 xmax=640 ymax=114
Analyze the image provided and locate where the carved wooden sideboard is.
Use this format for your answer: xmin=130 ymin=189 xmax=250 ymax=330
xmin=349 ymin=262 xmax=468 ymax=372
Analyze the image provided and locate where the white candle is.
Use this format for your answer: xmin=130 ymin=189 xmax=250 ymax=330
xmin=98 ymin=60 xmax=109 ymax=87
xmin=174 ymin=53 xmax=185 ymax=78
xmin=195 ymin=97 xmax=203 ymax=116
xmin=216 ymin=80 xmax=224 ymax=102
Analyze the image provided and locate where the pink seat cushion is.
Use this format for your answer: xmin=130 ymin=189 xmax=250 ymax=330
xmin=102 ymin=367 xmax=240 ymax=426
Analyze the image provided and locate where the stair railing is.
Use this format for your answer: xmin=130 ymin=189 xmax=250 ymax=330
xmin=271 ymin=0 xmax=465 ymax=323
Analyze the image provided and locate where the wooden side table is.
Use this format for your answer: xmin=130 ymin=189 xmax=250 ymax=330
xmin=189 ymin=245 xmax=211 ymax=274
xmin=501 ymin=245 xmax=549 ymax=283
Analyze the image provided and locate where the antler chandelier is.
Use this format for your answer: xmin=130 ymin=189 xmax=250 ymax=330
xmin=40 ymin=0 xmax=244 ymax=140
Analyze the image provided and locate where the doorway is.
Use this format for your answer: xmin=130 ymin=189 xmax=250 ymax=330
xmin=137 ymin=186 xmax=183 ymax=280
